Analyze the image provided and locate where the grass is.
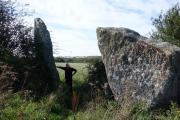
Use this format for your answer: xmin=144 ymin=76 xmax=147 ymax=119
xmin=1 ymin=62 xmax=180 ymax=120
xmin=56 ymin=62 xmax=88 ymax=90
xmin=56 ymin=63 xmax=87 ymax=81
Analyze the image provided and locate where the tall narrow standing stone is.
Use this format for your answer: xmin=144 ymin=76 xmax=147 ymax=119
xmin=34 ymin=18 xmax=60 ymax=84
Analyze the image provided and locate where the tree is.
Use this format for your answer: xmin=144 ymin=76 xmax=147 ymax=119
xmin=0 ymin=0 xmax=34 ymax=57
xmin=14 ymin=25 xmax=35 ymax=57
xmin=150 ymin=3 xmax=180 ymax=47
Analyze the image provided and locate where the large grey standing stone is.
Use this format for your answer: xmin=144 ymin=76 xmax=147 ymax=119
xmin=34 ymin=18 xmax=60 ymax=84
xmin=97 ymin=27 xmax=180 ymax=107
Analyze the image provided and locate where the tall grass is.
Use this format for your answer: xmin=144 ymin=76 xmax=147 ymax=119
xmin=1 ymin=63 xmax=180 ymax=120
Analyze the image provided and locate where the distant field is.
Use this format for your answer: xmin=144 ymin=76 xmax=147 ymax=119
xmin=56 ymin=63 xmax=88 ymax=86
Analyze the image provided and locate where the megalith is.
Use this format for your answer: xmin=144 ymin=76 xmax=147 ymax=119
xmin=97 ymin=27 xmax=180 ymax=107
xmin=34 ymin=18 xmax=60 ymax=84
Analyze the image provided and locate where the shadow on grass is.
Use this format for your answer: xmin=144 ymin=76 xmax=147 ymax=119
xmin=59 ymin=78 xmax=106 ymax=112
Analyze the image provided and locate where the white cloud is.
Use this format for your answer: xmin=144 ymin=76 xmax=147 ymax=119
xmin=50 ymin=28 xmax=100 ymax=56
xmin=18 ymin=0 xmax=180 ymax=56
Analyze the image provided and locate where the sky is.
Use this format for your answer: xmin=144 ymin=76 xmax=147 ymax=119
xmin=18 ymin=0 xmax=179 ymax=56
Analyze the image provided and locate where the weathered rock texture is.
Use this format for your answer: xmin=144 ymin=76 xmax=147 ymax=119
xmin=97 ymin=27 xmax=180 ymax=107
xmin=34 ymin=18 xmax=60 ymax=84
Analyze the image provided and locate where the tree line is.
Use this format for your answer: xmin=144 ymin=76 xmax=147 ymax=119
xmin=54 ymin=56 xmax=102 ymax=63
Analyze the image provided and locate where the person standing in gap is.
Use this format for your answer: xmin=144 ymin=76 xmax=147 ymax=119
xmin=57 ymin=63 xmax=77 ymax=92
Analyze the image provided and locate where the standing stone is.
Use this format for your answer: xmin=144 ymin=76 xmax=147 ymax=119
xmin=97 ymin=27 xmax=180 ymax=107
xmin=34 ymin=18 xmax=60 ymax=84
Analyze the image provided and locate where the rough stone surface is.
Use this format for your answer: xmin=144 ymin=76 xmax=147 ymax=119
xmin=97 ymin=27 xmax=180 ymax=107
xmin=34 ymin=18 xmax=60 ymax=84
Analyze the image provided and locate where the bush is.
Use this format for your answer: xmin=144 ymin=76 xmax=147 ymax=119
xmin=0 ymin=44 xmax=13 ymax=62
xmin=86 ymin=60 xmax=107 ymax=89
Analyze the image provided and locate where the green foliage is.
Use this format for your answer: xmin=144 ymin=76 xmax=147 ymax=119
xmin=0 ymin=93 xmax=54 ymax=120
xmin=54 ymin=56 xmax=102 ymax=63
xmin=150 ymin=3 xmax=180 ymax=47
xmin=26 ymin=61 xmax=58 ymax=96
xmin=160 ymin=102 xmax=180 ymax=120
xmin=15 ymin=26 xmax=35 ymax=58
xmin=54 ymin=57 xmax=65 ymax=62
xmin=0 ymin=0 xmax=35 ymax=57
xmin=1 ymin=63 xmax=180 ymax=119
xmin=130 ymin=101 xmax=154 ymax=120
xmin=0 ymin=45 xmax=31 ymax=64
xmin=86 ymin=60 xmax=107 ymax=89
xmin=0 ymin=44 xmax=13 ymax=62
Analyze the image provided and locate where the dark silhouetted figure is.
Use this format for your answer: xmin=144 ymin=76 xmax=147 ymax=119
xmin=57 ymin=63 xmax=77 ymax=92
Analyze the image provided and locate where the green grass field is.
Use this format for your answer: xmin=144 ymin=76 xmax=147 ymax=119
xmin=56 ymin=62 xmax=89 ymax=93
xmin=56 ymin=63 xmax=88 ymax=80
xmin=56 ymin=62 xmax=88 ymax=87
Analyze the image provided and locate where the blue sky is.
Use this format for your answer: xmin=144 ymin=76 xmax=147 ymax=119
xmin=18 ymin=0 xmax=179 ymax=56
